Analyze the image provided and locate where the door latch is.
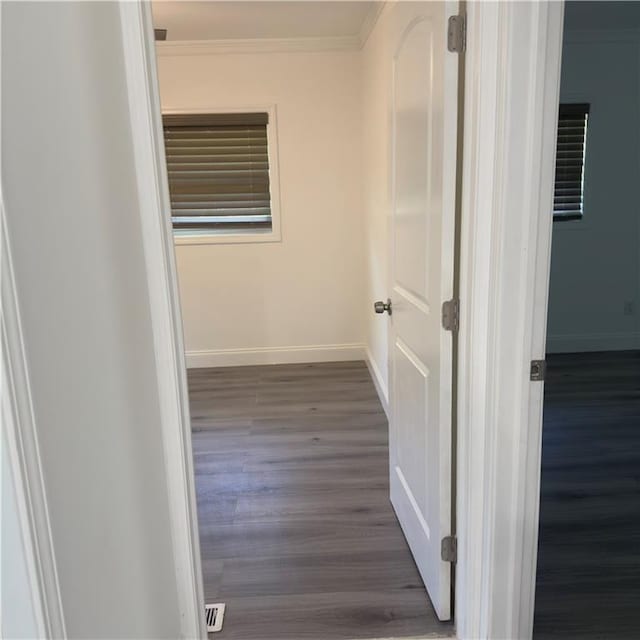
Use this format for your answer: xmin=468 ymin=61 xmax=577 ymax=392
xmin=374 ymin=299 xmax=392 ymax=316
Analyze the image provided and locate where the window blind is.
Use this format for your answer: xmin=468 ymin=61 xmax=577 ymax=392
xmin=162 ymin=112 xmax=272 ymax=232
xmin=554 ymin=103 xmax=589 ymax=220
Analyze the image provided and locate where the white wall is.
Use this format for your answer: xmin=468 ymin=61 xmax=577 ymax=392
xmin=156 ymin=48 xmax=365 ymax=367
xmin=361 ymin=6 xmax=393 ymax=402
xmin=546 ymin=6 xmax=640 ymax=352
xmin=2 ymin=3 xmax=182 ymax=636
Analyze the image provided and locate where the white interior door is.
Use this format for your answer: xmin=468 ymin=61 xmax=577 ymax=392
xmin=387 ymin=0 xmax=458 ymax=621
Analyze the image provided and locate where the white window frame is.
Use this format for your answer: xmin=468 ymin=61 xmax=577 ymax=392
xmin=163 ymin=104 xmax=282 ymax=246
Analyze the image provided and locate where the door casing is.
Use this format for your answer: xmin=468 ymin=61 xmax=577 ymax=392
xmin=455 ymin=2 xmax=564 ymax=638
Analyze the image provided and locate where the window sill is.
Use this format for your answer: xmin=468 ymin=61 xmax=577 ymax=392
xmin=173 ymin=229 xmax=282 ymax=246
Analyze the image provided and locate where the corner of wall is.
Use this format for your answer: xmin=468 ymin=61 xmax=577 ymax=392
xmin=361 ymin=4 xmax=391 ymax=415
xmin=365 ymin=346 xmax=389 ymax=418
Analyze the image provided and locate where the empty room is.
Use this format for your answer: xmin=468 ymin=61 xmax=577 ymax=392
xmin=151 ymin=1 xmax=459 ymax=638
xmin=534 ymin=2 xmax=640 ymax=638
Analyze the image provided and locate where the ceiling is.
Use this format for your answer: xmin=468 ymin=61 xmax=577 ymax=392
xmin=151 ymin=1 xmax=380 ymax=41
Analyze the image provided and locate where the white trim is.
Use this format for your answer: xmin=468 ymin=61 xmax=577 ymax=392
xmin=154 ymin=3 xmax=388 ymax=55
xmin=358 ymin=2 xmax=386 ymax=49
xmin=1 ymin=208 xmax=67 ymax=638
xmin=155 ymin=35 xmax=360 ymax=56
xmin=163 ymin=104 xmax=282 ymax=246
xmin=546 ymin=331 xmax=640 ymax=353
xmin=365 ymin=347 xmax=389 ymax=418
xmin=185 ymin=343 xmax=366 ymax=369
xmin=118 ymin=4 xmax=205 ymax=639
xmin=455 ymin=2 xmax=564 ymax=638
xmin=174 ymin=229 xmax=277 ymax=246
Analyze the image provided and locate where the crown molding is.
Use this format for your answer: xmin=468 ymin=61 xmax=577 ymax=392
xmin=155 ymin=2 xmax=389 ymax=56
xmin=155 ymin=35 xmax=360 ymax=56
xmin=358 ymin=2 xmax=386 ymax=48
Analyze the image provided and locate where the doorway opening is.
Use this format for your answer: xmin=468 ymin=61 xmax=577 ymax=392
xmin=534 ymin=2 xmax=640 ymax=638
xmin=150 ymin=1 xmax=461 ymax=638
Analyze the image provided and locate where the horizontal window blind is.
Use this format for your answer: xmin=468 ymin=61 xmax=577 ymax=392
xmin=554 ymin=103 xmax=589 ymax=220
xmin=163 ymin=112 xmax=272 ymax=233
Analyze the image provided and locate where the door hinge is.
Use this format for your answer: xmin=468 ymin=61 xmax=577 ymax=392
xmin=530 ymin=359 xmax=546 ymax=382
xmin=441 ymin=536 xmax=457 ymax=563
xmin=447 ymin=14 xmax=466 ymax=53
xmin=442 ymin=298 xmax=459 ymax=333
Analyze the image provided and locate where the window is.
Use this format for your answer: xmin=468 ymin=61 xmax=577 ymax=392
xmin=553 ymin=103 xmax=589 ymax=221
xmin=162 ymin=110 xmax=279 ymax=242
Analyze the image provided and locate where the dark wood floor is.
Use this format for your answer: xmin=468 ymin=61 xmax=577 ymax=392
xmin=534 ymin=351 xmax=640 ymax=639
xmin=188 ymin=360 xmax=452 ymax=640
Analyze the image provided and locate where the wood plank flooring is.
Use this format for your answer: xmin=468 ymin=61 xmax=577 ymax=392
xmin=188 ymin=361 xmax=452 ymax=640
xmin=533 ymin=351 xmax=640 ymax=639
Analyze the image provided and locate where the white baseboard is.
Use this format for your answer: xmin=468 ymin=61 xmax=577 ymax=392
xmin=365 ymin=347 xmax=389 ymax=418
xmin=185 ymin=343 xmax=366 ymax=368
xmin=546 ymin=331 xmax=640 ymax=353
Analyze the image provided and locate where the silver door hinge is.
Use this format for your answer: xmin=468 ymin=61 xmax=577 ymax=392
xmin=442 ymin=298 xmax=459 ymax=333
xmin=447 ymin=14 xmax=466 ymax=53
xmin=441 ymin=536 xmax=457 ymax=563
xmin=530 ymin=360 xmax=546 ymax=382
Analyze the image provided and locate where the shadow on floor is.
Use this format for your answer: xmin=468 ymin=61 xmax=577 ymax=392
xmin=534 ymin=351 xmax=640 ymax=639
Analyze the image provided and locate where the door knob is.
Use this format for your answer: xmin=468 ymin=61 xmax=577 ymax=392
xmin=374 ymin=299 xmax=392 ymax=315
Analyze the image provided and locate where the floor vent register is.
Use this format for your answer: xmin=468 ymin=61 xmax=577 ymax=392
xmin=205 ymin=603 xmax=225 ymax=633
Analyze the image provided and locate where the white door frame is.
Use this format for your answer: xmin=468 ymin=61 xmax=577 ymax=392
xmin=117 ymin=3 xmax=206 ymax=638
xmin=2 ymin=193 xmax=67 ymax=640
xmin=3 ymin=2 xmax=563 ymax=638
xmin=455 ymin=2 xmax=564 ymax=638
xmin=1 ymin=3 xmax=206 ymax=636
